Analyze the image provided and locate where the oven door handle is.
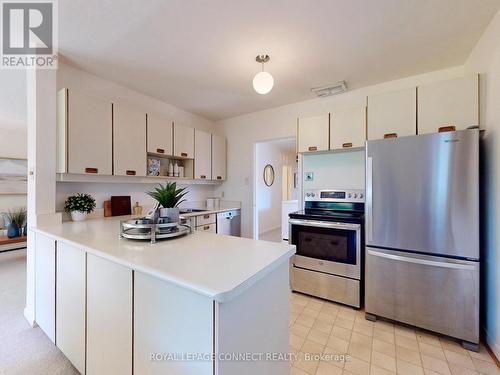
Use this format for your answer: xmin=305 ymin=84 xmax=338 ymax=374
xmin=289 ymin=219 xmax=360 ymax=230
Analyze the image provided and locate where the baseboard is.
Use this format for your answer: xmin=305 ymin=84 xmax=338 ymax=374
xmin=23 ymin=306 xmax=37 ymax=328
xmin=482 ymin=325 xmax=500 ymax=365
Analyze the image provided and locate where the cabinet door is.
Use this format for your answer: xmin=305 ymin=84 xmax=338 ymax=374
xmin=194 ymin=129 xmax=211 ymax=179
xmin=87 ymin=254 xmax=132 ymax=375
xmin=35 ymin=233 xmax=56 ymax=343
xmin=134 ymin=272 xmax=213 ymax=375
xmin=147 ymin=114 xmax=173 ymax=156
xmin=367 ymin=88 xmax=417 ymax=140
xmin=58 ymin=89 xmax=113 ymax=175
xmin=418 ymin=75 xmax=479 ymax=135
xmin=330 ymin=107 xmax=366 ymax=150
xmin=56 ymin=242 xmax=86 ymax=374
xmin=113 ymin=104 xmax=147 ymax=176
xmin=173 ymin=123 xmax=194 ymax=158
xmin=212 ymin=134 xmax=227 ymax=181
xmin=297 ymin=114 xmax=329 ymax=152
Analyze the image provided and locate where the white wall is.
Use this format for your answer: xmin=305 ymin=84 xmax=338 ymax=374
xmin=55 ymin=63 xmax=218 ymax=214
xmin=255 ymin=142 xmax=284 ymax=235
xmin=215 ymin=66 xmax=465 ymax=237
xmin=464 ymin=8 xmax=500 ymax=358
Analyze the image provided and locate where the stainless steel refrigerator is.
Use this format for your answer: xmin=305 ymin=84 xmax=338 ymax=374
xmin=365 ymin=129 xmax=479 ymax=349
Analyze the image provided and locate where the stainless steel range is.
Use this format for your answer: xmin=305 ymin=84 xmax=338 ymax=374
xmin=289 ymin=189 xmax=364 ymax=308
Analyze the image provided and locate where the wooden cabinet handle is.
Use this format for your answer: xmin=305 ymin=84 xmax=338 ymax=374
xmin=181 ymin=152 xmax=188 ymax=157
xmin=156 ymin=148 xmax=165 ymax=154
xmin=342 ymin=142 xmax=353 ymax=148
xmin=203 ymin=225 xmax=210 ymax=230
xmin=200 ymin=175 xmax=206 ymax=179
xmin=217 ymin=176 xmax=222 ymax=180
xmin=126 ymin=170 xmax=136 ymax=176
xmin=438 ymin=125 xmax=456 ymax=133
xmin=203 ymin=214 xmax=210 ymax=219
xmin=384 ymin=133 xmax=398 ymax=139
xmin=308 ymin=146 xmax=318 ymax=151
xmin=85 ymin=167 xmax=98 ymax=174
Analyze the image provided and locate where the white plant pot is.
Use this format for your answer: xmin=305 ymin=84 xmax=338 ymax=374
xmin=70 ymin=211 xmax=88 ymax=222
xmin=159 ymin=207 xmax=179 ymax=223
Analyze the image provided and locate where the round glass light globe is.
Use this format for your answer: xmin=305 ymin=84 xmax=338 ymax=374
xmin=253 ymin=71 xmax=274 ymax=94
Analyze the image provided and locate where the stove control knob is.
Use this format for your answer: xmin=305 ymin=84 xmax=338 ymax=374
xmin=348 ymin=193 xmax=352 ymax=198
xmin=354 ymin=193 xmax=358 ymax=198
xmin=311 ymin=193 xmax=316 ymax=197
xmin=306 ymin=193 xmax=311 ymax=197
xmin=359 ymin=193 xmax=364 ymax=199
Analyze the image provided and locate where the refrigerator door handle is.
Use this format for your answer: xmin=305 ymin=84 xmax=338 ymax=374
xmin=366 ymin=156 xmax=373 ymax=242
xmin=367 ymin=249 xmax=477 ymax=271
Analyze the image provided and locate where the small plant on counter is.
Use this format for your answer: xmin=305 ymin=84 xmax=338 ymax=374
xmin=64 ymin=193 xmax=96 ymax=222
xmin=2 ymin=207 xmax=27 ymax=238
xmin=147 ymin=182 xmax=188 ymax=222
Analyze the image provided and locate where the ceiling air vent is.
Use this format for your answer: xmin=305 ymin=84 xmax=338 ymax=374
xmin=311 ymin=81 xmax=347 ymax=97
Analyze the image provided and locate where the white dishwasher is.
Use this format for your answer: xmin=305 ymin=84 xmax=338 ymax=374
xmin=216 ymin=210 xmax=241 ymax=237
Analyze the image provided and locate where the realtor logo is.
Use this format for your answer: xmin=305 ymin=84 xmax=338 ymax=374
xmin=1 ymin=0 xmax=58 ymax=69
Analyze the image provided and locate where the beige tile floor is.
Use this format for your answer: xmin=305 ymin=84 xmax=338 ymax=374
xmin=288 ymin=292 xmax=499 ymax=375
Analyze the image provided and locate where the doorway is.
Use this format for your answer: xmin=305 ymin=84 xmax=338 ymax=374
xmin=253 ymin=137 xmax=298 ymax=242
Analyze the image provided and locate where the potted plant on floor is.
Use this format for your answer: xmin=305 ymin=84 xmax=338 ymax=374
xmin=147 ymin=182 xmax=188 ymax=223
xmin=64 ymin=193 xmax=96 ymax=222
xmin=2 ymin=208 xmax=27 ymax=238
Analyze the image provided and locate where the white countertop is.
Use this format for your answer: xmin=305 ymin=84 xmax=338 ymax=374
xmin=34 ymin=216 xmax=295 ymax=302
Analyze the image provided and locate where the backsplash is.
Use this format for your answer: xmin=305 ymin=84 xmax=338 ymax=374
xmin=56 ymin=182 xmax=218 ymax=217
xmin=302 ymin=150 xmax=365 ymax=190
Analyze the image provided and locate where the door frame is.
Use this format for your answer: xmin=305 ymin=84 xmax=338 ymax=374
xmin=252 ymin=136 xmax=296 ymax=240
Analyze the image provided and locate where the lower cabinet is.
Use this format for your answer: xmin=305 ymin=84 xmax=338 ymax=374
xmin=35 ymin=233 xmax=56 ymax=343
xmin=87 ymin=254 xmax=133 ymax=375
xmin=56 ymin=242 xmax=86 ymax=374
xmin=195 ymin=223 xmax=216 ymax=233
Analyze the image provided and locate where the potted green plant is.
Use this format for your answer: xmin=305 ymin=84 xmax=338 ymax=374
xmin=64 ymin=193 xmax=96 ymax=222
xmin=2 ymin=208 xmax=27 ymax=238
xmin=147 ymin=182 xmax=188 ymax=222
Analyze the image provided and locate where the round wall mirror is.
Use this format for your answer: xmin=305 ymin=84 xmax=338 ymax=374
xmin=263 ymin=164 xmax=275 ymax=186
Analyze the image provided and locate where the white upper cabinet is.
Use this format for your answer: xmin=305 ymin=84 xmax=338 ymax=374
xmin=297 ymin=114 xmax=330 ymax=153
xmin=57 ymin=88 xmax=113 ymax=175
xmin=147 ymin=114 xmax=173 ymax=156
xmin=330 ymin=106 xmax=366 ymax=150
xmin=417 ymin=75 xmax=479 ymax=134
xmin=173 ymin=123 xmax=195 ymax=158
xmin=194 ymin=129 xmax=211 ymax=180
xmin=367 ymin=88 xmax=417 ymax=140
xmin=212 ymin=134 xmax=227 ymax=181
xmin=113 ymin=104 xmax=147 ymax=176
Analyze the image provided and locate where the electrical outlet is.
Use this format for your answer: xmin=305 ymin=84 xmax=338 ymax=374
xmin=304 ymin=172 xmax=314 ymax=181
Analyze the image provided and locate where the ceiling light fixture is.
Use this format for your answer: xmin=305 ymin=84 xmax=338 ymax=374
xmin=253 ymin=54 xmax=274 ymax=95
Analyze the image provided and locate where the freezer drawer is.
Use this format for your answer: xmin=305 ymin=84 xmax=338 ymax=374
xmin=365 ymin=247 xmax=479 ymax=343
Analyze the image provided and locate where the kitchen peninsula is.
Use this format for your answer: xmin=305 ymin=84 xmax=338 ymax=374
xmin=33 ymin=216 xmax=295 ymax=375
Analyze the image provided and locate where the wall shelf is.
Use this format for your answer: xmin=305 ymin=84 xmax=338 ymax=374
xmin=56 ymin=173 xmax=223 ymax=185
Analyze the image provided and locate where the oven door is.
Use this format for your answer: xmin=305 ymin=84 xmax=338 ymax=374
xmin=289 ymin=219 xmax=361 ymax=279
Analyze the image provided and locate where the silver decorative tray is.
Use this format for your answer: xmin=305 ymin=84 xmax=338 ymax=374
xmin=119 ymin=218 xmax=191 ymax=243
